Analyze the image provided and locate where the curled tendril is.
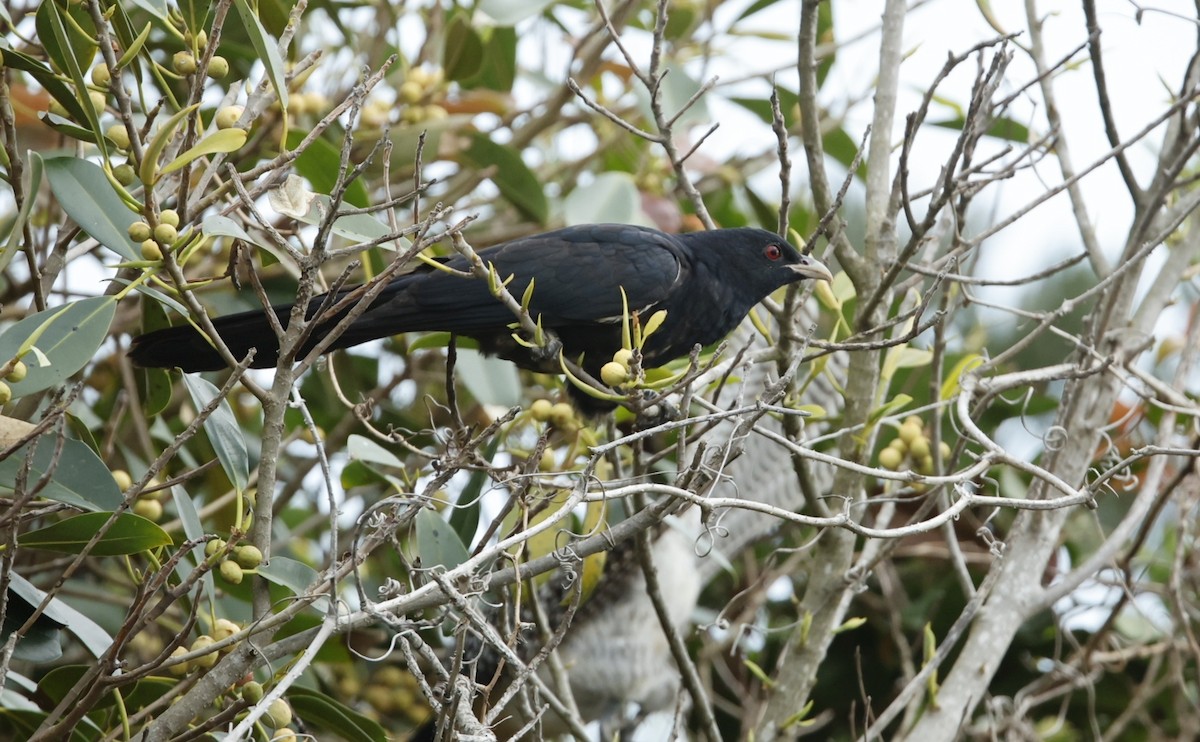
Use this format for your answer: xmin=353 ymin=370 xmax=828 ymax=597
xmin=1042 ymin=425 xmax=1069 ymax=451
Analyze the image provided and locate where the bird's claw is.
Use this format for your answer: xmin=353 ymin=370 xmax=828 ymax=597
xmin=532 ymin=330 xmax=563 ymax=364
xmin=632 ymin=391 xmax=679 ymax=431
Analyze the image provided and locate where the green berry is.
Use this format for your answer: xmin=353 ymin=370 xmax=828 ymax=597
xmin=878 ymin=446 xmax=903 ymax=471
xmin=215 ymin=105 xmax=243 ymax=129
xmin=105 ymin=124 xmax=130 ymax=150
xmin=600 ymin=361 xmax=628 ymax=386
xmin=529 ymin=399 xmax=553 ymax=422
xmin=265 ymin=698 xmax=293 ymax=728
xmin=140 ymin=239 xmax=163 ymax=261
xmin=152 ymin=223 xmax=177 ymax=244
xmin=173 ymin=51 xmax=197 ymax=75
xmin=132 ymin=498 xmax=163 ymax=521
xmin=234 ymin=544 xmax=263 ymax=568
xmin=241 ymin=680 xmax=265 ymax=703
xmin=113 ymin=163 xmax=137 ymax=185
xmin=219 ymin=559 xmax=244 ymax=584
xmin=6 ymin=360 xmax=27 ymax=383
xmin=91 ymin=63 xmax=111 ymax=87
xmin=548 ymin=402 xmax=574 ymax=428
xmin=206 ymin=55 xmax=229 ymax=78
xmin=128 ymin=221 xmax=152 ymax=242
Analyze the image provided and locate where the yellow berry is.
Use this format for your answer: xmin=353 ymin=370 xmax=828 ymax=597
xmin=219 ymin=559 xmax=244 ymax=584
xmin=241 ymin=680 xmax=264 ymax=703
xmin=113 ymin=163 xmax=137 ymax=185
xmin=48 ymin=99 xmax=69 ymax=118
xmin=153 ymin=223 xmax=177 ymax=244
xmin=132 ymin=498 xmax=163 ymax=521
xmin=140 ymin=239 xmax=163 ymax=261
xmin=213 ymin=618 xmax=240 ymax=642
xmin=205 ymin=538 xmax=227 ymax=558
xmin=91 ymin=63 xmax=111 ymax=87
xmin=105 ymin=125 xmax=130 ymax=150
xmin=234 ymin=544 xmax=263 ymax=568
xmin=529 ymin=399 xmax=553 ymax=422
xmin=918 ymin=456 xmax=934 ymax=475
xmin=878 ymin=446 xmax=903 ymax=471
xmin=0 ymin=382 xmax=12 ymax=405
xmin=886 ymin=437 xmax=907 ymax=456
xmin=908 ymin=436 xmax=930 ymax=459
xmin=548 ymin=402 xmax=574 ymax=428
xmin=207 ymin=55 xmax=229 ymax=78
xmin=191 ymin=635 xmax=218 ymax=669
xmin=128 ymin=221 xmax=152 ymax=242
xmin=173 ymin=51 xmax=197 ymax=75
xmin=158 ymin=209 xmax=180 ymax=227
xmin=399 ymin=80 xmax=423 ymax=104
xmin=6 ymin=361 xmax=27 ymax=383
xmin=600 ymin=361 xmax=628 ymax=386
xmin=424 ymin=104 xmax=448 ymax=120
xmin=898 ymin=421 xmax=922 ymax=446
xmin=939 ymin=441 xmax=952 ymax=461
xmin=168 ymin=646 xmax=190 ymax=676
xmin=88 ymin=91 xmax=107 ymax=115
xmin=265 ymin=698 xmax=292 ymax=728
xmin=612 ymin=348 xmax=633 ymax=367
xmin=375 ymin=666 xmax=405 ymax=686
xmin=112 ymin=469 xmax=134 ymax=491
xmin=215 ymin=105 xmax=243 ymax=129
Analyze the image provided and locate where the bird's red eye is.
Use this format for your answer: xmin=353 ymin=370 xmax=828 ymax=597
xmin=764 ymin=244 xmax=782 ymax=261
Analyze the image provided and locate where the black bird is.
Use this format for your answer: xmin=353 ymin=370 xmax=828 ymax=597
xmin=130 ymin=224 xmax=831 ymax=389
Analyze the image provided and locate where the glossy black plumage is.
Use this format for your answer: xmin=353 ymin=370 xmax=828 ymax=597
xmin=129 ymin=224 xmax=831 ymax=382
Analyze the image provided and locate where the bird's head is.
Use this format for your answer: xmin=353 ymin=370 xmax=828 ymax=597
xmin=684 ymin=228 xmax=833 ymax=296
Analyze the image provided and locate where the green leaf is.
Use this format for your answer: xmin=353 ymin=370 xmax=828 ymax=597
xmin=286 ymin=130 xmax=370 ymax=208
xmin=477 ymin=0 xmax=556 ymax=25
xmin=0 ymin=296 xmax=116 ymax=398
xmin=7 ymin=574 xmax=112 ymax=658
xmin=940 ymin=353 xmax=984 ymax=400
xmin=140 ymin=104 xmax=200 ymax=185
xmin=1 ymin=153 xmax=42 ymax=274
xmin=0 ymin=436 xmax=122 ymax=512
xmin=38 ymin=665 xmax=172 ymax=711
xmin=443 ymin=14 xmax=485 ymax=82
xmin=36 ymin=0 xmax=100 ymax=140
xmin=160 ymin=128 xmax=248 ymax=175
xmin=461 ymin=133 xmax=547 ymax=223
xmin=563 ymin=172 xmax=648 ymax=226
xmin=0 ymin=710 xmax=98 ymax=742
xmin=0 ymin=49 xmax=92 ymax=127
xmin=182 ymin=375 xmax=249 ymax=491
xmin=347 ymin=434 xmax=404 ymax=469
xmin=20 ymin=513 xmax=171 ymax=556
xmin=462 ymin=25 xmax=517 ymax=92
xmin=288 ymin=687 xmax=387 ymax=742
xmin=44 ymin=158 xmax=141 ymax=260
xmin=636 ymin=65 xmax=708 ymax=128
xmin=233 ymin=0 xmax=289 ymax=109
xmin=416 ymin=509 xmax=469 ymax=571
xmin=931 ymin=116 xmax=1031 ymax=143
xmin=455 ymin=348 xmax=522 ymax=407
xmin=449 ymin=435 xmax=499 ymax=549
xmin=258 ymin=556 xmax=327 ymax=612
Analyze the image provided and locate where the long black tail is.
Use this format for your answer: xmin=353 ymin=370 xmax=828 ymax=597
xmin=129 ymin=303 xmax=299 ymax=372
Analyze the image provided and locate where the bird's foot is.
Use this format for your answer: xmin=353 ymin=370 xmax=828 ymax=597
xmin=528 ymin=328 xmax=562 ymax=365
xmin=632 ymin=391 xmax=679 ymax=431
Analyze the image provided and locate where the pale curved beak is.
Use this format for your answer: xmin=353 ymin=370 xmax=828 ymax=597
xmin=791 ymin=255 xmax=834 ymax=283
